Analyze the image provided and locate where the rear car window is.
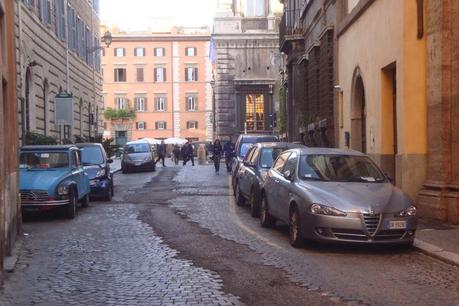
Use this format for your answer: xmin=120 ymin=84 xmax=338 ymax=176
xmin=259 ymin=148 xmax=286 ymax=168
xmin=80 ymin=146 xmax=104 ymax=165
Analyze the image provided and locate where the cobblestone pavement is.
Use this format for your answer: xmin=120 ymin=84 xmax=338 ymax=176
xmin=171 ymin=165 xmax=459 ymax=306
xmin=0 ymin=170 xmax=242 ymax=306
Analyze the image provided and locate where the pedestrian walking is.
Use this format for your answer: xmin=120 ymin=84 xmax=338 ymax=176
xmin=182 ymin=140 xmax=195 ymax=166
xmin=173 ymin=144 xmax=180 ymax=165
xmin=156 ymin=140 xmax=166 ymax=167
xmin=224 ymin=138 xmax=235 ymax=172
xmin=212 ymin=139 xmax=223 ymax=173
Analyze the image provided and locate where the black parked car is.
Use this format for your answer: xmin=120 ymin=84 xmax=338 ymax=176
xmin=76 ymin=143 xmax=114 ymax=201
xmin=231 ymin=134 xmax=278 ymax=194
xmin=234 ymin=142 xmax=306 ymax=217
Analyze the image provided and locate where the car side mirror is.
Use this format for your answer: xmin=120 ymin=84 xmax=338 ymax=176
xmin=385 ymin=173 xmax=393 ymax=183
xmin=107 ymin=159 xmax=113 ymax=164
xmin=283 ymin=170 xmax=292 ymax=180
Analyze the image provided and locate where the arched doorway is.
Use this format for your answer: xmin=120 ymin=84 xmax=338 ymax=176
xmin=351 ymin=68 xmax=366 ymax=153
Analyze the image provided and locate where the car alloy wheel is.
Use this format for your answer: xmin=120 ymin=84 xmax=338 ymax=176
xmin=260 ymin=195 xmax=275 ymax=228
xmin=289 ymin=207 xmax=303 ymax=248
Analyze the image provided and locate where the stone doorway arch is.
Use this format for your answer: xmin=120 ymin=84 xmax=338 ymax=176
xmin=350 ymin=67 xmax=367 ymax=153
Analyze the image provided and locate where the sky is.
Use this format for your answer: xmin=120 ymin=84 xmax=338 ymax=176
xmin=100 ymin=0 xmax=218 ymax=31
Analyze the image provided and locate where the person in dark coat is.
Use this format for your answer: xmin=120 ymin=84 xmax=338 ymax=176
xmin=182 ymin=141 xmax=195 ymax=166
xmin=212 ymin=139 xmax=223 ymax=173
xmin=156 ymin=140 xmax=166 ymax=167
xmin=172 ymin=144 xmax=180 ymax=165
xmin=223 ymin=138 xmax=235 ymax=172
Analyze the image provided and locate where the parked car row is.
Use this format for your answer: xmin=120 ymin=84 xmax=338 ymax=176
xmin=233 ymin=140 xmax=417 ymax=248
xmin=19 ymin=143 xmax=116 ymax=219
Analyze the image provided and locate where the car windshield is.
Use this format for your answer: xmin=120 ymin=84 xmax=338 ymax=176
xmin=80 ymin=146 xmax=104 ymax=165
xmin=299 ymin=154 xmax=386 ymax=183
xmin=125 ymin=143 xmax=150 ymax=153
xmin=259 ymin=148 xmax=286 ymax=168
xmin=238 ymin=137 xmax=277 ymax=158
xmin=19 ymin=152 xmax=69 ymax=169
xmin=239 ymin=143 xmax=253 ymax=158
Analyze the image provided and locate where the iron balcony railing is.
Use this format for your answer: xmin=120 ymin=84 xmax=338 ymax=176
xmin=279 ymin=8 xmax=304 ymax=52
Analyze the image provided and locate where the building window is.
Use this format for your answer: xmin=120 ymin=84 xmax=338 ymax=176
xmin=245 ymin=0 xmax=265 ymax=17
xmin=114 ymin=68 xmax=127 ymax=82
xmin=245 ymin=94 xmax=265 ymax=131
xmin=155 ymin=121 xmax=167 ymax=130
xmin=136 ymin=68 xmax=144 ymax=82
xmin=154 ymin=67 xmax=166 ymax=82
xmin=55 ymin=0 xmax=66 ymax=40
xmin=39 ymin=0 xmax=52 ymax=25
xmin=115 ymin=97 xmax=127 ymax=110
xmin=154 ymin=47 xmax=165 ymax=57
xmin=136 ymin=121 xmax=146 ymax=130
xmin=114 ymin=47 xmax=125 ymax=57
xmin=186 ymin=96 xmax=198 ymax=111
xmin=185 ymin=67 xmax=198 ymax=82
xmin=185 ymin=47 xmax=197 ymax=57
xmin=187 ymin=121 xmax=198 ymax=129
xmin=155 ymin=96 xmax=166 ymax=111
xmin=134 ymin=47 xmax=145 ymax=57
xmin=135 ymin=97 xmax=147 ymax=112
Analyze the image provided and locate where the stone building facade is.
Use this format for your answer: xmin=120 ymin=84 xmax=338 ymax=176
xmin=279 ymin=0 xmax=339 ymax=146
xmin=417 ymin=0 xmax=459 ymax=223
xmin=16 ymin=0 xmax=103 ymax=143
xmin=212 ymin=0 xmax=283 ymax=139
xmin=0 ymin=0 xmax=20 ymax=280
xmin=102 ymin=27 xmax=213 ymax=144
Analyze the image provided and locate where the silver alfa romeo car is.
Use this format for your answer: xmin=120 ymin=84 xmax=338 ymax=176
xmin=260 ymin=148 xmax=417 ymax=247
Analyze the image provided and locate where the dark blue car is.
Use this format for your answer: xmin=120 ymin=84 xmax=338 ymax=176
xmin=76 ymin=143 xmax=114 ymax=201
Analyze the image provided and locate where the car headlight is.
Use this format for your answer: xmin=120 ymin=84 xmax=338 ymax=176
xmin=57 ymin=185 xmax=70 ymax=196
xmin=310 ymin=203 xmax=347 ymax=217
xmin=95 ymin=169 xmax=106 ymax=178
xmin=395 ymin=205 xmax=416 ymax=217
xmin=144 ymin=155 xmax=152 ymax=162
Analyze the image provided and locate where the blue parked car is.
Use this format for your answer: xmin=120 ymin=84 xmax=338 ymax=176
xmin=19 ymin=145 xmax=90 ymax=219
xmin=76 ymin=143 xmax=114 ymax=201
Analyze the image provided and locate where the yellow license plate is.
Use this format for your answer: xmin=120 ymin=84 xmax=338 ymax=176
xmin=389 ymin=221 xmax=407 ymax=229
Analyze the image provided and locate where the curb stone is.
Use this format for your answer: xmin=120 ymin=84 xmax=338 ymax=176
xmin=414 ymin=238 xmax=459 ymax=267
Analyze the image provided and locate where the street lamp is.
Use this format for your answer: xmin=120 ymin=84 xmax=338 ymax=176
xmin=87 ymin=30 xmax=113 ymax=53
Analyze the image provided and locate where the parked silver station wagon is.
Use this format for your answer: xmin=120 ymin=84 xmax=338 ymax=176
xmin=260 ymin=148 xmax=417 ymax=247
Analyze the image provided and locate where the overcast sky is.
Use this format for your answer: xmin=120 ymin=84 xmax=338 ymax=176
xmin=100 ymin=0 xmax=218 ymax=31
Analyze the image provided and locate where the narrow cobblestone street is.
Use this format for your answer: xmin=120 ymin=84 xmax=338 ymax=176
xmin=1 ymin=164 xmax=459 ymax=305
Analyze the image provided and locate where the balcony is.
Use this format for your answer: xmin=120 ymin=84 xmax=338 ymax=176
xmin=279 ymin=8 xmax=304 ymax=53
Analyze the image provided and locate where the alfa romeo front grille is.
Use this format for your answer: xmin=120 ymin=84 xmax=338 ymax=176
xmin=21 ymin=190 xmax=49 ymax=202
xmin=363 ymin=213 xmax=381 ymax=236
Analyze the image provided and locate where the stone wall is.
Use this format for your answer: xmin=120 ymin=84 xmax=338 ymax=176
xmin=16 ymin=0 xmax=103 ymax=143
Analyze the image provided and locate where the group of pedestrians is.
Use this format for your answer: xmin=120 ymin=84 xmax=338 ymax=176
xmin=154 ymin=138 xmax=235 ymax=174
xmin=210 ymin=138 xmax=235 ymax=174
xmin=154 ymin=140 xmax=195 ymax=167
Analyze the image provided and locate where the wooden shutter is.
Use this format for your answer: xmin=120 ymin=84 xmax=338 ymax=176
xmin=195 ymin=97 xmax=198 ymax=110
xmin=154 ymin=68 xmax=157 ymax=82
xmin=164 ymin=122 xmax=167 ymax=130
xmin=114 ymin=48 xmax=117 ymax=56
xmin=136 ymin=68 xmax=143 ymax=82
xmin=155 ymin=122 xmax=158 ymax=130
xmin=194 ymin=48 xmax=197 ymax=56
xmin=194 ymin=68 xmax=198 ymax=81
xmin=144 ymin=122 xmax=147 ymax=130
xmin=195 ymin=121 xmax=198 ymax=129
xmin=134 ymin=48 xmax=137 ymax=56
xmin=123 ymin=48 xmax=126 ymax=56
xmin=114 ymin=69 xmax=117 ymax=82
xmin=163 ymin=68 xmax=167 ymax=82
xmin=144 ymin=97 xmax=148 ymax=111
xmin=162 ymin=48 xmax=165 ymax=57
xmin=136 ymin=122 xmax=139 ymax=130
xmin=164 ymin=97 xmax=167 ymax=111
xmin=185 ymin=68 xmax=189 ymax=82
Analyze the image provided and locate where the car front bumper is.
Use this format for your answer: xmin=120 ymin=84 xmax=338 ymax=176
xmin=89 ymin=178 xmax=110 ymax=195
xmin=301 ymin=212 xmax=416 ymax=244
xmin=21 ymin=199 xmax=71 ymax=207
xmin=122 ymin=160 xmax=155 ymax=171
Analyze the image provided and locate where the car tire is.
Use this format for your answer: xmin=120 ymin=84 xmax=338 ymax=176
xmin=81 ymin=193 xmax=89 ymax=208
xmin=104 ymin=186 xmax=112 ymax=201
xmin=250 ymin=188 xmax=260 ymax=218
xmin=260 ymin=195 xmax=275 ymax=228
xmin=110 ymin=181 xmax=114 ymax=197
xmin=65 ymin=191 xmax=77 ymax=219
xmin=289 ymin=206 xmax=303 ymax=248
xmin=235 ymin=183 xmax=245 ymax=206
